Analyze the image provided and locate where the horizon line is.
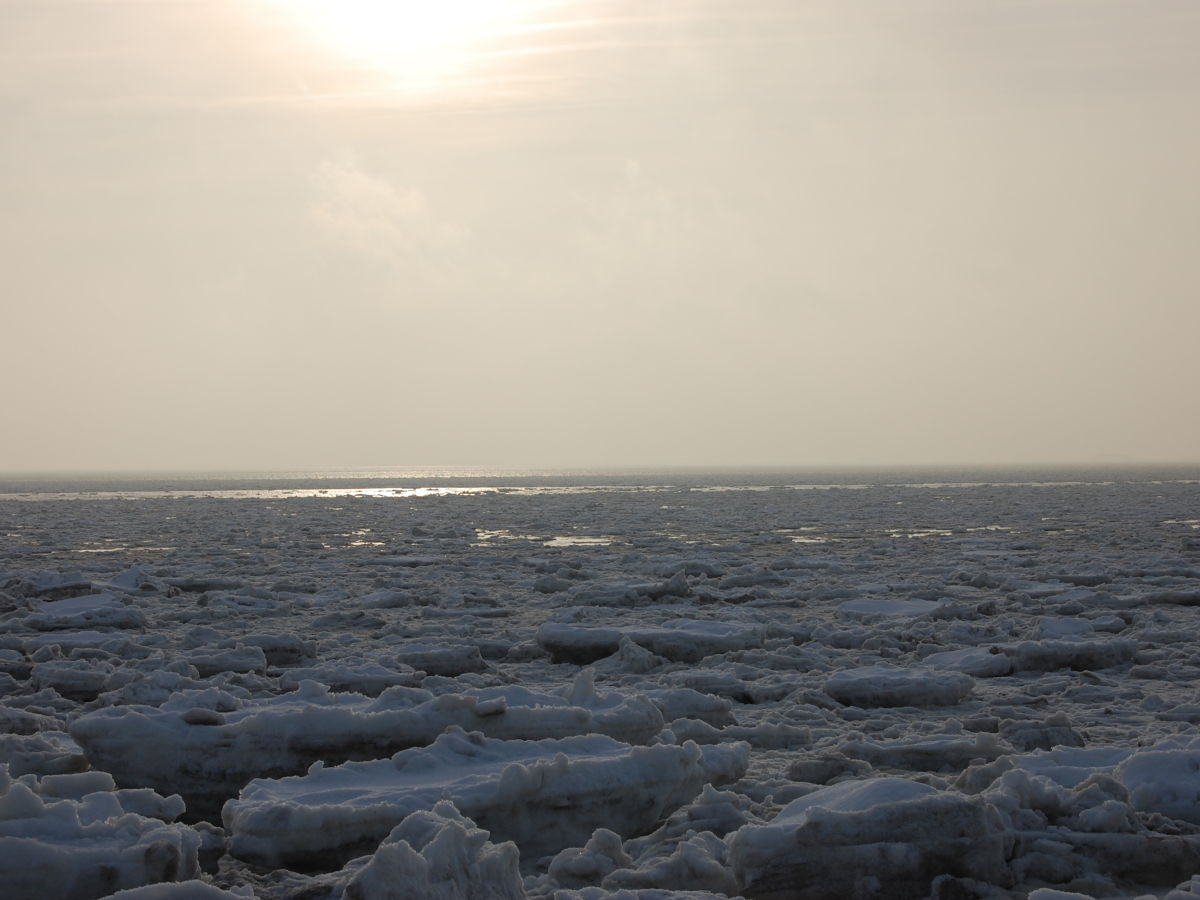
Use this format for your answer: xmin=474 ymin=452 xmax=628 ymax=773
xmin=2 ymin=460 xmax=1199 ymax=479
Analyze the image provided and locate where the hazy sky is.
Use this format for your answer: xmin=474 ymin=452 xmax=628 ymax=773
xmin=3 ymin=0 xmax=1198 ymax=471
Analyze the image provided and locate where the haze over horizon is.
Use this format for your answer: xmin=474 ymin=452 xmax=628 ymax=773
xmin=3 ymin=0 xmax=1198 ymax=473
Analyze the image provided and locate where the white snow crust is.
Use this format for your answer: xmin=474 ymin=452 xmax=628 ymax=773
xmin=222 ymin=727 xmax=748 ymax=869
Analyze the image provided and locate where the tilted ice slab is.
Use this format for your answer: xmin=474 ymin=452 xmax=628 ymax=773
xmin=70 ymin=673 xmax=664 ymax=818
xmin=96 ymin=884 xmax=247 ymax=900
xmin=538 ymin=618 xmax=768 ymax=664
xmin=553 ymin=890 xmax=740 ymax=900
xmin=278 ymin=661 xmax=423 ymax=696
xmin=19 ymin=630 xmax=141 ymax=653
xmin=341 ymin=800 xmax=525 ymax=900
xmin=960 ymin=737 xmax=1200 ymax=825
xmin=565 ymin=572 xmax=693 ymax=607
xmin=838 ymin=731 xmax=1014 ymax=772
xmin=0 ymin=730 xmax=88 ymax=778
xmin=838 ymin=597 xmax=944 ymax=619
xmin=31 ymin=658 xmax=116 ymax=700
xmin=0 ymin=765 xmax=200 ymax=900
xmin=1115 ymin=747 xmax=1200 ymax=825
xmin=998 ymin=637 xmax=1137 ymax=672
xmin=90 ymin=566 xmax=175 ymax=598
xmin=183 ymin=645 xmax=267 ymax=678
xmin=823 ymin=665 xmax=974 ymax=708
xmin=577 ymin=785 xmax=754 ymax=895
xmin=638 ymin=688 xmax=736 ymax=728
xmin=923 ymin=646 xmax=1013 ymax=677
xmin=924 ymin=636 xmax=1136 ymax=680
xmin=727 ymin=777 xmax=1009 ymax=900
xmin=0 ymin=704 xmax=63 ymax=735
xmin=731 ymin=750 xmax=1200 ymax=899
xmin=389 ymin=642 xmax=488 ymax=676
xmin=224 ymin=727 xmax=751 ymax=870
xmin=957 ymin=745 xmax=1136 ymax=793
xmin=16 ymin=592 xmax=146 ymax=632
xmin=964 ymin=748 xmax=1200 ymax=889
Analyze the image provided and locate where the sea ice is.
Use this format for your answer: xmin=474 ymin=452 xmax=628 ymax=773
xmin=20 ymin=593 xmax=146 ymax=632
xmin=0 ymin=764 xmax=200 ymax=900
xmin=341 ymin=800 xmax=525 ymax=900
xmin=223 ymin=727 xmax=750 ymax=869
xmin=823 ymin=664 xmax=974 ymax=707
xmin=71 ymin=674 xmax=664 ymax=818
xmin=2 ymin=470 xmax=1198 ymax=898
xmin=538 ymin=618 xmax=768 ymax=665
xmin=726 ymin=777 xmax=1010 ymax=899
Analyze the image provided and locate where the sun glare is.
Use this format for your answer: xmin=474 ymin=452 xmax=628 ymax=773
xmin=269 ymin=0 xmax=553 ymax=93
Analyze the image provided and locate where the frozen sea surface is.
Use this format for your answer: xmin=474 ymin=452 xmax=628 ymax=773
xmin=2 ymin=467 xmax=1200 ymax=899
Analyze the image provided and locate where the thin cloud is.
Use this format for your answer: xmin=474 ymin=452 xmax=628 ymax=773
xmin=307 ymin=155 xmax=464 ymax=268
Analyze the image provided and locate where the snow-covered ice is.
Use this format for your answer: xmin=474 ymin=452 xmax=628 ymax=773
xmin=70 ymin=671 xmax=664 ymax=818
xmin=1 ymin=468 xmax=1199 ymax=898
xmin=0 ymin=764 xmax=200 ymax=900
xmin=222 ymin=727 xmax=747 ymax=869
xmin=727 ymin=776 xmax=1010 ymax=897
xmin=823 ymin=664 xmax=975 ymax=707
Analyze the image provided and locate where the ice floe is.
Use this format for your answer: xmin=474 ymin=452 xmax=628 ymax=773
xmin=0 ymin=764 xmax=200 ymax=900
xmin=71 ymin=673 xmax=664 ymax=818
xmin=223 ymin=727 xmax=749 ymax=869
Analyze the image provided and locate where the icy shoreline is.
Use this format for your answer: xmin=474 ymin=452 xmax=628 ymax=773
xmin=2 ymin=476 xmax=1200 ymax=898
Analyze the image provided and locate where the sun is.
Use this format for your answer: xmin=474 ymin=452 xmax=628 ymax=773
xmin=267 ymin=0 xmax=552 ymax=94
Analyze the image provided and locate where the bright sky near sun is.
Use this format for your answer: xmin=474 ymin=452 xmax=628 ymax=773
xmin=2 ymin=0 xmax=1198 ymax=471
